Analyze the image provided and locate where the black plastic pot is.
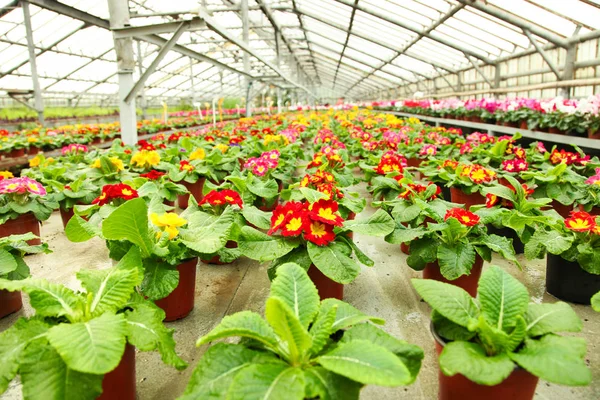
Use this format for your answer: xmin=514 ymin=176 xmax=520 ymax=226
xmin=487 ymin=225 xmax=524 ymax=254
xmin=546 ymin=254 xmax=600 ymax=304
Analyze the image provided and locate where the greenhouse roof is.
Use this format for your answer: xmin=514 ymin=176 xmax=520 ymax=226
xmin=1 ymin=0 xmax=600 ymax=102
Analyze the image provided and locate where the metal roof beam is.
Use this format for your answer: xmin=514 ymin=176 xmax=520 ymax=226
xmin=522 ymin=29 xmax=561 ymax=79
xmin=44 ymin=48 xmax=113 ymax=90
xmin=466 ymin=54 xmax=494 ymax=87
xmin=457 ymin=0 xmax=569 ymax=49
xmin=332 ymin=0 xmax=493 ymax=63
xmin=112 ymin=18 xmax=205 ymax=38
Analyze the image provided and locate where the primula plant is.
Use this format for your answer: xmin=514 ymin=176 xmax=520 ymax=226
xmin=181 ymin=263 xmax=423 ymax=399
xmin=0 ymin=177 xmax=57 ymax=224
xmin=391 ymin=206 xmax=519 ymax=279
xmin=0 ymin=233 xmax=49 ymax=280
xmin=135 ymin=170 xmax=188 ymax=206
xmin=413 ymin=266 xmax=591 ymax=386
xmin=0 ymin=250 xmax=187 ymax=400
xmin=239 ymin=199 xmax=394 ymax=283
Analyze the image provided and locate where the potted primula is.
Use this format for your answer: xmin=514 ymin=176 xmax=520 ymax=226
xmin=181 ymin=263 xmax=423 ymax=399
xmin=53 ymin=175 xmax=100 ymax=228
xmin=0 ymin=177 xmax=57 ymax=245
xmin=169 ymin=157 xmax=211 ymax=209
xmin=394 ymin=206 xmax=519 ymax=296
xmin=0 ymin=252 xmax=187 ymax=400
xmin=413 ymin=266 xmax=590 ymax=400
xmin=134 ymin=169 xmax=188 ymax=207
xmin=0 ymin=233 xmax=49 ymax=318
xmin=235 ymin=149 xmax=283 ymax=211
xmin=238 ymin=199 xmax=394 ymax=300
xmin=67 ymin=196 xmax=236 ymax=321
xmin=437 ymin=162 xmax=498 ymax=208
xmin=524 ymin=210 xmax=600 ymax=304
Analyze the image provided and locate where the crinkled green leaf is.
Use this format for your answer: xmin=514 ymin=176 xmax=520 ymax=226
xmin=307 ymin=241 xmax=361 ymax=284
xmin=141 ymin=258 xmax=180 ymax=301
xmin=524 ymin=302 xmax=582 ymax=336
xmin=241 ymin=206 xmax=271 ymax=230
xmin=77 ymin=267 xmax=142 ymax=317
xmin=437 ymin=242 xmax=476 ymax=281
xmin=270 ymin=263 xmax=319 ymax=328
xmin=309 ymin=304 xmax=337 ymax=356
xmin=303 ymin=366 xmax=361 ymax=400
xmin=478 ymin=266 xmax=529 ymax=331
xmin=197 ymin=311 xmax=278 ymax=349
xmin=181 ymin=207 xmax=235 ymax=254
xmin=319 ymin=298 xmax=384 ymax=332
xmin=0 ymin=249 xmax=17 ymax=276
xmin=342 ymin=209 xmax=394 ymax=237
xmin=227 ymin=363 xmax=305 ymax=400
xmin=265 ymin=297 xmax=312 ymax=363
xmin=102 ymin=198 xmax=154 ymax=257
xmin=238 ymin=226 xmax=299 ymax=262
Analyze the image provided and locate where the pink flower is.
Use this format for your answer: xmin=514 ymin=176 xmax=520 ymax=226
xmin=61 ymin=144 xmax=88 ymax=155
xmin=0 ymin=177 xmax=46 ymax=196
xmin=536 ymin=141 xmax=547 ymax=153
xmin=419 ymin=144 xmax=437 ymax=156
xmin=252 ymin=159 xmax=270 ymax=177
xmin=586 ymin=168 xmax=600 ymax=186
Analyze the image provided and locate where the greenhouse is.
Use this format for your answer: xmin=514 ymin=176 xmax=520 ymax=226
xmin=1 ymin=0 xmax=600 ymax=399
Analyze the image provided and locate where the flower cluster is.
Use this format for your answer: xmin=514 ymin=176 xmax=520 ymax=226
xmin=268 ymin=199 xmax=344 ymax=246
xmin=61 ymin=144 xmax=88 ymax=155
xmin=0 ymin=171 xmax=13 ymax=180
xmin=131 ymin=150 xmax=161 ymax=169
xmin=444 ymin=208 xmax=480 ymax=227
xmin=189 ymin=148 xmax=206 ymax=160
xmin=179 ymin=160 xmax=194 ymax=172
xmin=151 ymin=212 xmax=187 ymax=239
xmin=0 ymin=177 xmax=46 ymax=196
xmin=461 ymin=164 xmax=497 ymax=184
xmin=299 ymin=170 xmax=343 ymax=201
xmin=244 ymin=150 xmax=280 ymax=177
xmin=549 ymin=149 xmax=589 ymax=166
xmin=419 ymin=144 xmax=437 ymax=156
xmin=398 ymin=182 xmax=441 ymax=200
xmin=485 ymin=183 xmax=534 ymax=208
xmin=91 ymin=156 xmax=124 ymax=171
xmin=375 ymin=151 xmax=406 ymax=175
xmin=140 ymin=170 xmax=166 ymax=180
xmin=92 ymin=183 xmax=138 ymax=206
xmin=502 ymin=159 xmax=529 ymax=173
xmin=564 ymin=211 xmax=598 ymax=233
xmin=200 ymin=189 xmax=243 ymax=208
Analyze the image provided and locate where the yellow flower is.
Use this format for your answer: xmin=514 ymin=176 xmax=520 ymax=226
xmin=150 ymin=212 xmax=187 ymax=239
xmin=131 ymin=150 xmax=160 ymax=169
xmin=29 ymin=155 xmax=42 ymax=167
xmin=0 ymin=171 xmax=13 ymax=179
xmin=27 ymin=137 xmax=39 ymax=143
xmin=91 ymin=157 xmax=124 ymax=171
xmin=189 ymin=148 xmax=206 ymax=160
xmin=91 ymin=159 xmax=101 ymax=169
xmin=215 ymin=144 xmax=228 ymax=153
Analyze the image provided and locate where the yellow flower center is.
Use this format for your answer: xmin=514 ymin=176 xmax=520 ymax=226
xmin=285 ymin=217 xmax=303 ymax=232
xmin=317 ymin=207 xmax=336 ymax=222
xmin=310 ymin=221 xmax=327 ymax=237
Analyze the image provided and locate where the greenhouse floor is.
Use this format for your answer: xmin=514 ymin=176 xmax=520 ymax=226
xmin=1 ymin=183 xmax=599 ymax=400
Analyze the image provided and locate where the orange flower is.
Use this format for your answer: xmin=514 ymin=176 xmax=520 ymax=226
xmin=565 ymin=211 xmax=596 ymax=232
xmin=444 ymin=208 xmax=480 ymax=227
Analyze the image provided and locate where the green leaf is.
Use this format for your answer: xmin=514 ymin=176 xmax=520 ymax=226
xmin=241 ymin=205 xmax=271 ymax=230
xmin=341 ymin=324 xmax=423 ymax=383
xmin=46 ymin=313 xmax=128 ymax=375
xmin=125 ymin=295 xmax=187 ymax=370
xmin=340 ymin=236 xmax=374 ymax=267
xmin=181 ymin=207 xmax=235 ymax=254
xmin=318 ymin=339 xmax=411 ymax=386
xmin=77 ymin=267 xmax=142 ymax=317
xmin=304 ymin=366 xmax=361 ymax=400
xmin=265 ymin=297 xmax=312 ymax=363
xmin=319 ymin=299 xmax=384 ymax=331
xmin=227 ymin=363 xmax=305 ymax=400
xmin=0 ymin=278 xmax=83 ymax=321
xmin=506 ymin=316 xmax=527 ymax=352
xmin=411 ymin=279 xmax=479 ymax=328
xmin=524 ymin=302 xmax=582 ymax=336
xmin=182 ymin=343 xmax=281 ymax=400
xmin=197 ymin=311 xmax=278 ymax=349
xmin=391 ymin=203 xmax=421 ymax=223
xmin=247 ymin=176 xmax=279 ymax=199
xmin=406 ymin=237 xmax=438 ymax=270
xmin=0 ymin=318 xmax=49 ymax=393
xmin=65 ymin=215 xmax=99 ymax=243
xmin=478 ymin=266 xmax=529 ymax=331
xmin=592 ymin=291 xmax=600 ymax=312
xmin=141 ymin=259 xmax=179 ymax=301
xmin=431 ymin=310 xmax=475 ymax=342
xmin=0 ymin=249 xmax=17 ymax=276
xmin=307 ymin=241 xmax=361 ymax=284
xmin=102 ymin=198 xmax=154 ymax=257
xmin=299 ymin=187 xmax=328 ymax=203
xmin=528 ymin=229 xmax=574 ymax=256
xmin=20 ymin=339 xmax=103 ymax=400
xmin=480 ymin=234 xmax=520 ymax=267
xmin=270 ymin=263 xmax=319 ymax=329
xmin=510 ymin=335 xmax=591 ymax=386
xmin=342 ymin=209 xmax=394 ymax=237
xmin=384 ymin=225 xmax=427 ymax=245
xmin=267 ymin=247 xmax=312 ymax=280
xmin=440 ymin=341 xmax=515 ymax=386
xmin=238 ymin=226 xmax=299 ymax=262
xmin=437 ymin=242 xmax=476 ymax=280
xmin=309 ymin=304 xmax=337 ymax=356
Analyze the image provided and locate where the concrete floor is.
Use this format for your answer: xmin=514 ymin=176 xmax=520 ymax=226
xmin=1 ymin=183 xmax=599 ymax=400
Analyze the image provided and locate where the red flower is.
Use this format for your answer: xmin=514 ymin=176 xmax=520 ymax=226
xmin=200 ymin=191 xmax=226 ymax=206
xmin=308 ymin=199 xmax=344 ymax=227
xmin=140 ymin=170 xmax=165 ymax=180
xmin=303 ymin=220 xmax=336 ymax=246
xmin=485 ymin=193 xmax=499 ymax=208
xmin=268 ymin=201 xmax=305 ymax=235
xmin=220 ymin=189 xmax=243 ymax=208
xmin=565 ymin=211 xmax=596 ymax=232
xmin=444 ymin=208 xmax=480 ymax=227
xmin=180 ymin=160 xmax=194 ymax=172
xmin=92 ymin=183 xmax=138 ymax=206
xmin=281 ymin=212 xmax=308 ymax=237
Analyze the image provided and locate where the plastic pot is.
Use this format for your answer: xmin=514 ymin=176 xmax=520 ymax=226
xmin=27 ymin=146 xmax=40 ymax=155
xmin=154 ymin=258 xmax=198 ymax=321
xmin=99 ymin=344 xmax=136 ymax=400
xmin=450 ymin=187 xmax=485 ymax=209
xmin=256 ymin=181 xmax=284 ymax=212
xmin=519 ymin=120 xmax=528 ymax=130
xmin=401 ymin=242 xmax=410 ymax=255
xmin=549 ymin=127 xmax=564 ymax=135
xmin=0 ymin=289 xmax=22 ymax=319
xmin=432 ymin=324 xmax=538 ymax=400
xmin=578 ymin=204 xmax=600 ymax=215
xmin=550 ymin=200 xmax=573 ymax=218
xmin=0 ymin=213 xmax=41 ymax=245
xmin=307 ymin=264 xmax=343 ymax=300
xmin=177 ymin=178 xmax=205 ymax=209
xmin=423 ymin=256 xmax=483 ymax=297
xmin=201 ymin=241 xmax=238 ymax=265
xmin=546 ymin=254 xmax=600 ymax=304
xmin=346 ymin=212 xmax=356 ymax=240
xmin=487 ymin=225 xmax=524 ymax=254
xmin=588 ymin=127 xmax=600 ymax=140
xmin=8 ymin=148 xmax=25 ymax=158
xmin=59 ymin=207 xmax=75 ymax=229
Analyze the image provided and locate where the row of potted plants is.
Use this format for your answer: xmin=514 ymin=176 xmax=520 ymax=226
xmin=0 ymin=108 xmax=596 ymax=399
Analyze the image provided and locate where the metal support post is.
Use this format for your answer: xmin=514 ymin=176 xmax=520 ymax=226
xmin=136 ymin=40 xmax=147 ymax=120
xmin=108 ymin=0 xmax=137 ymax=145
xmin=189 ymin=57 xmax=196 ymax=107
xmin=22 ymin=1 xmax=44 ymax=126
xmin=522 ymin=29 xmax=561 ymax=79
xmin=246 ymin=80 xmax=253 ymax=117
xmin=241 ymin=0 xmax=251 ymax=107
xmin=466 ymin=55 xmax=494 ymax=87
xmin=560 ymin=44 xmax=578 ymax=98
xmin=494 ymin=65 xmax=501 ymax=89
